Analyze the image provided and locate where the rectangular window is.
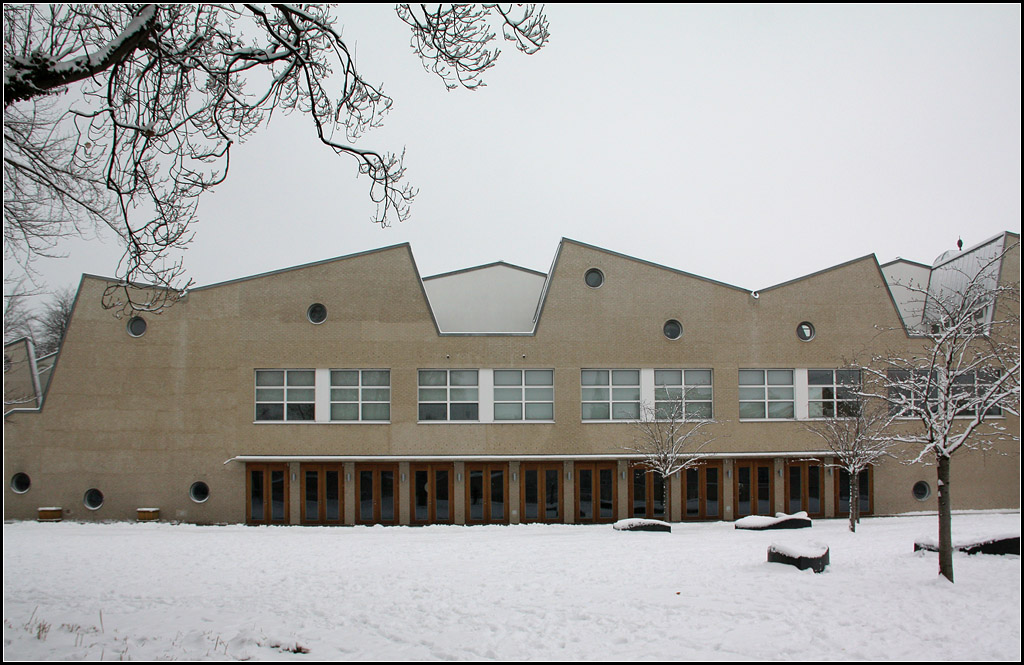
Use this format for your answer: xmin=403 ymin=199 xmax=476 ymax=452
xmin=255 ymin=369 xmax=315 ymax=421
xmin=418 ymin=370 xmax=479 ymax=421
xmin=739 ymin=369 xmax=794 ymax=419
xmin=330 ymin=369 xmax=391 ymax=421
xmin=654 ymin=369 xmax=713 ymax=419
xmin=582 ymin=369 xmax=640 ymax=420
xmin=493 ymin=369 xmax=554 ymax=421
xmin=808 ymin=369 xmax=861 ymax=418
xmin=887 ymin=369 xmax=1003 ymax=417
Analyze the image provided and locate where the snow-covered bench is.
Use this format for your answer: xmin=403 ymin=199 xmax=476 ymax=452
xmin=914 ymin=535 xmax=1020 ymax=556
xmin=734 ymin=511 xmax=812 ymax=531
xmin=767 ymin=542 xmax=830 ymax=573
xmin=613 ymin=518 xmax=672 ymax=533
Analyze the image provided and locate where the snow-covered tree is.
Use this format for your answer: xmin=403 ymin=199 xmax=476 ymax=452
xmin=628 ymin=387 xmax=722 ymax=520
xmin=805 ymin=391 xmax=894 ymax=533
xmin=3 ymin=4 xmax=550 ymax=314
xmin=863 ymin=241 xmax=1020 ymax=582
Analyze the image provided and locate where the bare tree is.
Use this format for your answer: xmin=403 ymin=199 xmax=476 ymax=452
xmin=861 ymin=242 xmax=1020 ymax=582
xmin=34 ymin=286 xmax=76 ymax=356
xmin=3 ymin=4 xmax=550 ymax=315
xmin=805 ymin=393 xmax=895 ymax=533
xmin=3 ymin=287 xmax=36 ymax=345
xmin=628 ymin=390 xmax=722 ymax=520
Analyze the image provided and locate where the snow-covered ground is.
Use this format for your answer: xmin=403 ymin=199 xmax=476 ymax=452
xmin=3 ymin=512 xmax=1020 ymax=660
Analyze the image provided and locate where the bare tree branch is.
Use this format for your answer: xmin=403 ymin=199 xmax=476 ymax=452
xmin=3 ymin=4 xmax=549 ymax=316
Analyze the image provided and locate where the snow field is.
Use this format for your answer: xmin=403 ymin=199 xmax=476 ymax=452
xmin=3 ymin=512 xmax=1020 ymax=660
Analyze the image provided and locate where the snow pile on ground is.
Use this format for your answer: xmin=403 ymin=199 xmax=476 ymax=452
xmin=767 ymin=541 xmax=829 ymax=559
xmin=3 ymin=512 xmax=1020 ymax=660
xmin=734 ymin=511 xmax=810 ymax=529
xmin=612 ymin=518 xmax=672 ymax=530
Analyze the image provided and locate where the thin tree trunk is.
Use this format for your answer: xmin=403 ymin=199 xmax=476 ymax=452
xmin=937 ymin=454 xmax=954 ymax=583
xmin=849 ymin=469 xmax=858 ymax=533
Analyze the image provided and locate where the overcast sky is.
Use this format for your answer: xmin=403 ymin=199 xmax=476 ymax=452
xmin=15 ymin=4 xmax=1022 ymax=301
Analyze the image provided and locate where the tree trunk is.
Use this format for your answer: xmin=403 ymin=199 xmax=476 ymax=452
xmin=662 ymin=473 xmax=669 ymax=521
xmin=849 ymin=469 xmax=858 ymax=533
xmin=937 ymin=454 xmax=954 ymax=583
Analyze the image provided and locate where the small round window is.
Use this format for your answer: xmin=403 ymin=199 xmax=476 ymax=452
xmin=189 ymin=481 xmax=210 ymax=503
xmin=83 ymin=488 xmax=104 ymax=510
xmin=307 ymin=303 xmax=327 ymax=324
xmin=912 ymin=481 xmax=931 ymax=501
xmin=584 ymin=269 xmax=604 ymax=289
xmin=127 ymin=316 xmax=147 ymax=337
xmin=796 ymin=322 xmax=815 ymax=341
xmin=10 ymin=473 xmax=31 ymax=494
xmin=663 ymin=319 xmax=682 ymax=340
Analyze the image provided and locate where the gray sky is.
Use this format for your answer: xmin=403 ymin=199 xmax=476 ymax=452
xmin=17 ymin=4 xmax=1022 ymax=299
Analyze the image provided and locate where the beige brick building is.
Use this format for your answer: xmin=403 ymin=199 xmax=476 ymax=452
xmin=4 ymin=233 xmax=1019 ymax=525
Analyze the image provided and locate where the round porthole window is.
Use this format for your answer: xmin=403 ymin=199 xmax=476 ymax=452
xmin=663 ymin=319 xmax=682 ymax=340
xmin=584 ymin=268 xmax=604 ymax=289
xmin=796 ymin=321 xmax=815 ymax=341
xmin=127 ymin=316 xmax=147 ymax=337
xmin=83 ymin=488 xmax=104 ymax=510
xmin=10 ymin=473 xmax=31 ymax=494
xmin=189 ymin=481 xmax=210 ymax=504
xmin=912 ymin=481 xmax=931 ymax=501
xmin=307 ymin=303 xmax=327 ymax=324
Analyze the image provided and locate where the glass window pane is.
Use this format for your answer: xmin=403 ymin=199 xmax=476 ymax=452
xmin=612 ymin=402 xmax=640 ymax=419
xmin=494 ymin=388 xmax=523 ymax=401
xmin=288 ymin=370 xmax=315 ymax=386
xmin=525 ymin=370 xmax=553 ymax=386
xmin=419 ymin=404 xmax=447 ymax=420
xmin=287 ymin=403 xmax=315 ymax=420
xmin=808 ymin=370 xmax=833 ymax=385
xmin=361 ymin=388 xmax=390 ymax=402
xmin=655 ymin=370 xmax=682 ymax=385
xmin=449 ymin=388 xmax=478 ymax=402
xmin=256 ymin=404 xmax=284 ymax=421
xmin=256 ymin=371 xmax=283 ymax=386
xmin=767 ymin=387 xmax=793 ymax=400
xmin=524 ymin=387 xmax=553 ymax=401
xmin=288 ymin=388 xmax=315 ymax=401
xmin=494 ymin=403 xmax=523 ymax=420
xmin=419 ymin=388 xmax=447 ymax=401
xmin=331 ymin=403 xmax=359 ymax=420
xmin=739 ymin=387 xmax=765 ymax=401
xmin=767 ymin=370 xmax=793 ymax=385
xmin=331 ymin=388 xmax=359 ymax=401
xmin=582 ymin=387 xmax=609 ymax=401
xmin=739 ymin=370 xmax=764 ymax=385
xmin=450 ymin=370 xmax=478 ymax=386
xmin=612 ymin=370 xmax=639 ymax=385
xmin=739 ymin=402 xmax=766 ymax=419
xmin=612 ymin=387 xmax=640 ymax=401
xmin=767 ymin=401 xmax=795 ymax=418
xmin=331 ymin=370 xmax=359 ymax=386
xmin=449 ymin=403 xmax=478 ymax=420
xmin=685 ymin=370 xmax=712 ymax=385
xmin=256 ymin=388 xmax=283 ymax=401
xmin=362 ymin=370 xmax=390 ymax=386
xmin=419 ymin=370 xmax=446 ymax=386
xmin=493 ymin=370 xmax=522 ymax=386
xmin=361 ymin=403 xmax=390 ymax=421
xmin=525 ymin=403 xmax=554 ymax=420
xmin=581 ymin=370 xmax=608 ymax=386
xmin=582 ymin=403 xmax=610 ymax=420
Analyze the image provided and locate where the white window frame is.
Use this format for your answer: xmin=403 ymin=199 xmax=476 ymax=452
xmin=807 ymin=369 xmax=861 ymax=419
xmin=582 ymin=369 xmax=641 ymax=421
xmin=418 ymin=369 xmax=480 ymax=422
xmin=329 ymin=369 xmax=391 ymax=422
xmin=653 ymin=369 xmax=714 ymax=420
xmin=493 ymin=369 xmax=555 ymax=421
xmin=255 ymin=369 xmax=316 ymax=422
xmin=739 ymin=369 xmax=795 ymax=420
